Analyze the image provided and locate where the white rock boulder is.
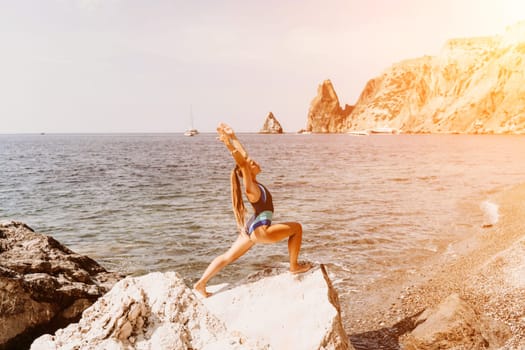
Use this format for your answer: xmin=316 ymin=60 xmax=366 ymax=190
xmin=202 ymin=265 xmax=349 ymax=350
xmin=31 ymin=271 xmax=267 ymax=350
xmin=32 ymin=265 xmax=349 ymax=350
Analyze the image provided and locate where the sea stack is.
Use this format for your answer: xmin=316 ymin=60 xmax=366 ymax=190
xmin=259 ymin=112 xmax=284 ymax=134
xmin=306 ymin=79 xmax=353 ymax=133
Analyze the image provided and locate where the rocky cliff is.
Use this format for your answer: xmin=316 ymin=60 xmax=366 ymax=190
xmin=306 ymin=80 xmax=353 ymax=133
xmin=307 ymin=21 xmax=525 ymax=134
xmin=0 ymin=221 xmax=121 ymax=349
xmin=259 ymin=112 xmax=284 ymax=133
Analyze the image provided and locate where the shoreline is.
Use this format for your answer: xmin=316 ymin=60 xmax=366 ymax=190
xmin=343 ymin=183 xmax=525 ymax=349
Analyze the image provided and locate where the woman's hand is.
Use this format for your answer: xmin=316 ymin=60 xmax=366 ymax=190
xmin=217 ymin=123 xmax=236 ymax=152
xmin=217 ymin=122 xmax=235 ymax=138
xmin=217 ymin=132 xmax=229 ymax=144
xmin=223 ymin=125 xmax=235 ymax=137
xmin=217 ymin=122 xmax=248 ymax=160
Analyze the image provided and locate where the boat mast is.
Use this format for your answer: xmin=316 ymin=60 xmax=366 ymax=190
xmin=190 ymin=104 xmax=194 ymax=130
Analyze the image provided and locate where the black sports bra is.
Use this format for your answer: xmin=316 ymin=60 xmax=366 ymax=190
xmin=249 ymin=183 xmax=274 ymax=215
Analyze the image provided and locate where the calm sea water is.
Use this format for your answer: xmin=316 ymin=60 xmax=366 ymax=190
xmin=2 ymin=133 xmax=525 ymax=329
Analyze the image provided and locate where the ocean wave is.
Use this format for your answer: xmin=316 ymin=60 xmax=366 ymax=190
xmin=480 ymin=200 xmax=499 ymax=227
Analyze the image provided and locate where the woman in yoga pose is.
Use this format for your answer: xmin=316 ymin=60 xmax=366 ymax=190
xmin=194 ymin=123 xmax=311 ymax=297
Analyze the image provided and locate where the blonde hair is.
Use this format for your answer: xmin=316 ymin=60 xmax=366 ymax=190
xmin=230 ymin=166 xmax=246 ymax=234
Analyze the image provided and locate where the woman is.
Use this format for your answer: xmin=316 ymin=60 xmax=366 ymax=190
xmin=193 ymin=123 xmax=311 ymax=297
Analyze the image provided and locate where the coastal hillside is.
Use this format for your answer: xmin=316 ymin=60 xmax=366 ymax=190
xmin=307 ymin=21 xmax=525 ymax=134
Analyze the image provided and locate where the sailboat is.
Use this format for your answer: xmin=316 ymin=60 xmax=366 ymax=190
xmin=184 ymin=128 xmax=199 ymax=136
xmin=184 ymin=105 xmax=199 ymax=136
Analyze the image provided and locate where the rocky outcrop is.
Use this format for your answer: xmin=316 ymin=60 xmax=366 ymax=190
xmin=400 ymin=294 xmax=511 ymax=349
xmin=202 ymin=265 xmax=350 ymax=350
xmin=0 ymin=221 xmax=121 ymax=349
xmin=259 ymin=112 xmax=284 ymax=134
xmin=307 ymin=21 xmax=525 ymax=134
xmin=32 ymin=272 xmax=265 ymax=350
xmin=33 ymin=266 xmax=350 ymax=350
xmin=306 ymin=80 xmax=353 ymax=133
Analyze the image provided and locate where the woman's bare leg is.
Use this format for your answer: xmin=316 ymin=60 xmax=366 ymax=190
xmin=194 ymin=234 xmax=254 ymax=297
xmin=250 ymin=222 xmax=311 ymax=273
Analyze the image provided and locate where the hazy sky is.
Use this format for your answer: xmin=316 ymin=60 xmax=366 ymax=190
xmin=1 ymin=0 xmax=523 ymax=133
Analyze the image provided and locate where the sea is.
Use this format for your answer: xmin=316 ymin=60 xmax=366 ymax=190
xmin=2 ymin=133 xmax=525 ymax=333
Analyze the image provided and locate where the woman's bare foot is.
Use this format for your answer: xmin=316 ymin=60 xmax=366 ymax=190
xmin=290 ymin=262 xmax=313 ymax=274
xmin=193 ymin=281 xmax=212 ymax=298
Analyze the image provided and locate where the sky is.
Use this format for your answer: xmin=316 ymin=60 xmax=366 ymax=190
xmin=1 ymin=0 xmax=524 ymax=133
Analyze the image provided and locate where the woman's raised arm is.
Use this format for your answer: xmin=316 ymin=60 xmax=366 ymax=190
xmin=217 ymin=123 xmax=260 ymax=202
xmin=217 ymin=123 xmax=249 ymax=160
xmin=217 ymin=123 xmax=250 ymax=166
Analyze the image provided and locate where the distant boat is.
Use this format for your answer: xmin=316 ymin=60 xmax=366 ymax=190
xmin=184 ymin=128 xmax=199 ymax=137
xmin=347 ymin=130 xmax=370 ymax=136
xmin=369 ymin=127 xmax=400 ymax=134
xmin=184 ymin=105 xmax=199 ymax=136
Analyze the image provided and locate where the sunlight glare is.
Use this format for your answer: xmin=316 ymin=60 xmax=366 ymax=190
xmin=502 ymin=0 xmax=525 ymax=29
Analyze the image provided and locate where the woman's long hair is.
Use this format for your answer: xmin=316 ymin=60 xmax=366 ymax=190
xmin=230 ymin=165 xmax=246 ymax=234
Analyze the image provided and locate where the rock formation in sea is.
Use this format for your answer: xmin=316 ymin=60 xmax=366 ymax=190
xmin=306 ymin=80 xmax=353 ymax=133
xmin=0 ymin=221 xmax=121 ymax=349
xmin=33 ymin=266 xmax=350 ymax=350
xmin=306 ymin=21 xmax=525 ymax=134
xmin=259 ymin=111 xmax=284 ymax=133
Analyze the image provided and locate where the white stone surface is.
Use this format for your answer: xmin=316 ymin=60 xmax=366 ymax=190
xmin=202 ymin=266 xmax=348 ymax=350
xmin=31 ymin=272 xmax=266 ymax=350
xmin=31 ymin=266 xmax=348 ymax=350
